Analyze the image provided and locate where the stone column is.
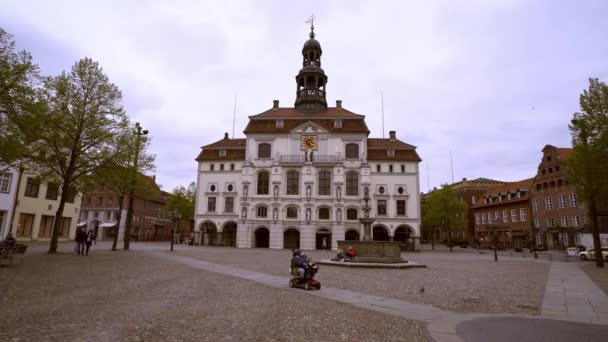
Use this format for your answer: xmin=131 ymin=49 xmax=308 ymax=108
xmin=269 ymin=223 xmax=283 ymax=249
xmin=332 ymin=224 xmax=345 ymax=251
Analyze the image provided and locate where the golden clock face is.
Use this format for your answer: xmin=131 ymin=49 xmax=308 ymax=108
xmin=301 ymin=135 xmax=318 ymax=151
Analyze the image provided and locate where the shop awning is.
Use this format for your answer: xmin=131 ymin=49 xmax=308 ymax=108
xmin=99 ymin=222 xmax=117 ymax=228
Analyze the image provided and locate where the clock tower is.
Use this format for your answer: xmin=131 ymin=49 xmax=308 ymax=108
xmin=294 ymin=19 xmax=328 ymax=113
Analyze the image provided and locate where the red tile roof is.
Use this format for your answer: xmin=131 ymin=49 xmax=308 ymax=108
xmin=201 ymin=133 xmax=246 ymax=149
xmin=367 ymin=138 xmax=416 ymax=150
xmin=250 ymin=107 xmax=364 ymax=119
xmin=244 ymin=118 xmax=370 ymax=134
xmin=471 ymin=178 xmax=534 ymax=208
xmin=195 ymin=149 xmax=245 ymax=161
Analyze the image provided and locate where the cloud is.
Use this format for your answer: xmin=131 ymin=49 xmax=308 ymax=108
xmin=1 ymin=0 xmax=607 ymax=192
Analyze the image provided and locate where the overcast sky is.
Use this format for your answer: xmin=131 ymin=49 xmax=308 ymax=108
xmin=2 ymin=1 xmax=607 ymax=193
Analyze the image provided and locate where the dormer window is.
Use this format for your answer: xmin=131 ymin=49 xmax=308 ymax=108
xmin=276 ymin=120 xmax=284 ymax=128
xmin=334 ymin=119 xmax=342 ymax=128
xmin=219 ymin=149 xmax=226 ymax=157
xmin=517 ymin=192 xmax=521 ymax=198
xmin=388 ymin=148 xmax=395 ymax=157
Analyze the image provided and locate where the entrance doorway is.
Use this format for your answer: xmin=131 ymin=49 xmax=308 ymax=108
xmin=255 ymin=227 xmax=270 ymax=248
xmin=372 ymin=225 xmax=389 ymax=241
xmin=315 ymin=228 xmax=331 ymax=250
xmin=284 ymin=228 xmax=300 ymax=249
xmin=345 ymin=230 xmax=360 ymax=241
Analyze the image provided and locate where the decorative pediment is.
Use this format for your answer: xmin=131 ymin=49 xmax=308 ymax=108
xmin=290 ymin=121 xmax=329 ymax=134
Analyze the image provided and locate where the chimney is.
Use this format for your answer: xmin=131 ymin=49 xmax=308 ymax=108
xmin=224 ymin=132 xmax=229 ymax=139
xmin=273 ymin=100 xmax=279 ymax=109
xmin=336 ymin=100 xmax=342 ymax=108
xmin=389 ymin=131 xmax=396 ymax=140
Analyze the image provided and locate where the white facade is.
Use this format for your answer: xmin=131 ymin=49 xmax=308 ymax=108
xmin=194 ymin=126 xmax=421 ymax=250
xmin=0 ymin=166 xmax=20 ymax=240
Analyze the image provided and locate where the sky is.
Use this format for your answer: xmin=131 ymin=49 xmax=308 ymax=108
xmin=2 ymin=0 xmax=607 ymax=193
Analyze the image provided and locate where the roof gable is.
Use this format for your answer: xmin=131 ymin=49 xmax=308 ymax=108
xmin=290 ymin=121 xmax=330 ymax=134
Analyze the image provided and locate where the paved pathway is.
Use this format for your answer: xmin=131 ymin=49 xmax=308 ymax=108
xmin=148 ymin=250 xmax=608 ymax=342
xmin=541 ymin=262 xmax=608 ymax=324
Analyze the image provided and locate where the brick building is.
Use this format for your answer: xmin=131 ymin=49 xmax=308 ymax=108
xmin=471 ymin=178 xmax=533 ymax=249
xmin=529 ymin=145 xmax=588 ymax=249
xmin=79 ymin=174 xmax=176 ymax=242
xmin=451 ymin=177 xmax=506 ymax=241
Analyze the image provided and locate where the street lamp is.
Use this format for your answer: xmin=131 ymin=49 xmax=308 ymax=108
xmin=171 ymin=208 xmax=181 ymax=252
xmin=124 ymin=122 xmax=148 ymax=250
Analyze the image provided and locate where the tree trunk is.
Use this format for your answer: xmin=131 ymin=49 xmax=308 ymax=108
xmin=112 ymin=195 xmax=125 ymax=251
xmin=124 ymin=190 xmax=134 ymax=250
xmin=49 ymin=182 xmax=69 ymax=254
xmin=590 ymin=199 xmax=605 ymax=268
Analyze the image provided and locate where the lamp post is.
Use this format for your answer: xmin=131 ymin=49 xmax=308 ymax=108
xmin=171 ymin=209 xmax=181 ymax=252
xmin=124 ymin=122 xmax=148 ymax=250
xmin=490 ymin=217 xmax=499 ymax=262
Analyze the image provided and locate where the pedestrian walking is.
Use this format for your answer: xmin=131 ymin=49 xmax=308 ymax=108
xmin=75 ymin=227 xmax=86 ymax=255
xmin=85 ymin=230 xmax=94 ymax=256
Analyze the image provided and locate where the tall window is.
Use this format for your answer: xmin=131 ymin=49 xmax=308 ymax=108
xmin=377 ymin=200 xmax=387 ymax=215
xmin=318 ymin=207 xmax=330 ymax=220
xmin=318 ymin=171 xmax=331 ymax=195
xmin=286 ymin=207 xmax=298 ymax=219
xmin=389 ymin=165 xmax=393 ymax=172
xmin=346 ymin=172 xmax=358 ymax=196
xmin=475 ymin=213 xmax=481 ymax=225
xmin=17 ymin=213 xmax=35 ymax=237
xmin=511 ymin=209 xmax=517 ymax=222
xmin=258 ymin=143 xmax=271 ymax=158
xmin=225 ymin=197 xmax=234 ymax=213
xmin=345 ymin=143 xmax=359 ymax=159
xmin=494 ymin=211 xmax=500 ymax=221
xmin=520 ymin=208 xmax=527 ymax=221
xmin=401 ymin=165 xmax=405 ymax=173
xmin=257 ymin=171 xmax=269 ymax=195
xmin=482 ymin=213 xmax=486 ymax=224
xmin=558 ymin=195 xmax=566 ymax=208
xmin=207 ymin=197 xmax=216 ymax=212
xmin=347 ymin=208 xmax=358 ymax=220
xmin=257 ymin=206 xmax=267 ymax=218
xmin=58 ymin=217 xmax=71 ymax=238
xmin=286 ymin=171 xmax=300 ymax=195
xmin=39 ymin=215 xmax=54 ymax=238
xmin=105 ymin=211 xmax=112 ymax=220
xmin=503 ymin=210 xmax=508 ymax=222
xmin=0 ymin=172 xmax=12 ymax=193
xmin=532 ymin=199 xmax=539 ymax=212
xmin=572 ymin=216 xmax=580 ymax=226
xmin=65 ymin=187 xmax=76 ymax=203
xmin=534 ymin=218 xmax=541 ymax=229
xmin=97 ymin=197 xmax=103 ymax=205
xmin=569 ymin=193 xmax=577 ymax=207
xmin=396 ymin=200 xmax=406 ymax=216
xmin=46 ymin=183 xmax=59 ymax=200
xmin=545 ymin=197 xmax=553 ymax=210
xmin=547 ymin=217 xmax=555 ymax=227
xmin=24 ymin=178 xmax=40 ymax=198
xmin=561 ymin=216 xmax=568 ymax=227
xmin=376 ymin=164 xmax=381 ymax=172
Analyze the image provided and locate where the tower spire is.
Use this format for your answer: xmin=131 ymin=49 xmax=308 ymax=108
xmin=295 ymin=17 xmax=328 ymax=113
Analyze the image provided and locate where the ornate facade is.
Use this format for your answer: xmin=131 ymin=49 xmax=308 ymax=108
xmin=194 ymin=26 xmax=422 ymax=250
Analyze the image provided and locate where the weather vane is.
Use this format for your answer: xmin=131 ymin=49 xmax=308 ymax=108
xmin=306 ymin=14 xmax=316 ymax=38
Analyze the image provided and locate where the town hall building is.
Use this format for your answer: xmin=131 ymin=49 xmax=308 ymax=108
xmin=193 ymin=25 xmax=422 ymax=250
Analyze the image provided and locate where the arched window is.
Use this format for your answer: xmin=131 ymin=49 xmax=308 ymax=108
xmin=318 ymin=170 xmax=331 ymax=195
xmin=345 ymin=143 xmax=359 ymax=159
xmin=257 ymin=171 xmax=269 ymax=195
xmin=318 ymin=207 xmax=330 ymax=220
xmin=286 ymin=207 xmax=298 ymax=219
xmin=257 ymin=206 xmax=268 ymax=218
xmin=346 ymin=208 xmax=358 ymax=220
xmin=286 ymin=171 xmax=300 ymax=195
xmin=346 ymin=171 xmax=359 ymax=196
xmin=258 ymin=143 xmax=271 ymax=159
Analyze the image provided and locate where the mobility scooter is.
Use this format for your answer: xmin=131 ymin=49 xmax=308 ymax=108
xmin=289 ymin=252 xmax=321 ymax=290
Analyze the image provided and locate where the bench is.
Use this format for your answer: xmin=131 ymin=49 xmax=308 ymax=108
xmin=0 ymin=244 xmax=28 ymax=266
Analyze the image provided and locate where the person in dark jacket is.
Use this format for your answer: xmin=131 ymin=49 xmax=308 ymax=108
xmin=75 ymin=228 xmax=86 ymax=255
xmin=85 ymin=230 xmax=94 ymax=255
xmin=0 ymin=232 xmax=16 ymax=248
xmin=290 ymin=249 xmax=308 ymax=279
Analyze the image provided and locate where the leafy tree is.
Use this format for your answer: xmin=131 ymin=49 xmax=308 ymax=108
xmin=165 ymin=182 xmax=196 ymax=238
xmin=91 ymin=128 xmax=155 ymax=251
xmin=568 ymin=78 xmax=608 ymax=268
xmin=422 ymin=184 xmax=468 ymax=252
xmin=20 ymin=57 xmax=130 ymax=254
xmin=0 ymin=28 xmax=41 ymax=164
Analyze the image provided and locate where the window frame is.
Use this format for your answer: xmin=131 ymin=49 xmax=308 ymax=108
xmin=0 ymin=172 xmax=12 ymax=193
xmin=257 ymin=206 xmax=268 ymax=218
xmin=24 ymin=177 xmax=40 ymax=198
xmin=257 ymin=171 xmax=270 ymax=195
xmin=345 ymin=172 xmax=359 ymax=196
xmin=318 ymin=170 xmax=331 ymax=196
xmin=286 ymin=206 xmax=298 ymax=219
xmin=207 ymin=197 xmax=216 ymax=212
xmin=46 ymin=183 xmax=59 ymax=200
xmin=258 ymin=143 xmax=271 ymax=159
xmin=318 ymin=207 xmax=330 ymax=220
xmin=225 ymin=197 xmax=234 ymax=213
xmin=345 ymin=143 xmax=359 ymax=159
xmin=396 ymin=200 xmax=406 ymax=216
xmin=377 ymin=200 xmax=387 ymax=216
xmin=346 ymin=208 xmax=358 ymax=220
xmin=286 ymin=170 xmax=300 ymax=195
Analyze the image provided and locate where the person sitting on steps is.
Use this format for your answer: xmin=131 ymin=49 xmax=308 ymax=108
xmin=346 ymin=246 xmax=356 ymax=261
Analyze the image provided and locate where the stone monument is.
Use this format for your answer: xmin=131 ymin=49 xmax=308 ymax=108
xmin=336 ymin=187 xmax=406 ymax=264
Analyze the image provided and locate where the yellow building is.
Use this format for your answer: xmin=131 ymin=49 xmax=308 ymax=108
xmin=10 ymin=173 xmax=81 ymax=241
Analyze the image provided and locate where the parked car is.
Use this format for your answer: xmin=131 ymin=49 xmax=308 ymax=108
xmin=579 ymin=247 xmax=608 ymax=261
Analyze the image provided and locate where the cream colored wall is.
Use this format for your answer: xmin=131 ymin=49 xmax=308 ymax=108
xmin=11 ymin=174 xmax=81 ymax=241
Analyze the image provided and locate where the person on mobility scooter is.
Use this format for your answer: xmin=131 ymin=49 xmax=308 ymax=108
xmin=289 ymin=249 xmax=321 ymax=290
